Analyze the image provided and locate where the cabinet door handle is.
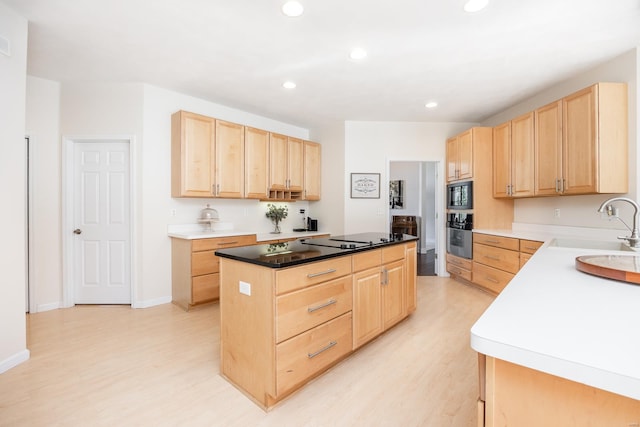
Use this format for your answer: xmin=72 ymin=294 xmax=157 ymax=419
xmin=484 ymin=239 xmax=500 ymax=244
xmin=561 ymin=179 xmax=566 ymax=193
xmin=523 ymin=246 xmax=538 ymax=251
xmin=307 ymin=299 xmax=337 ymax=313
xmin=484 ymin=255 xmax=501 ymax=261
xmin=308 ymin=341 xmax=337 ymax=359
xmin=555 ymin=179 xmax=560 ymax=193
xmin=217 ymin=241 xmax=239 ymax=246
xmin=307 ymin=268 xmax=337 ymax=278
xmin=485 ymin=276 xmax=500 ymax=284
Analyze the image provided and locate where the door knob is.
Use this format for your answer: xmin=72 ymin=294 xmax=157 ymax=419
xmin=73 ymin=229 xmax=82 ymax=235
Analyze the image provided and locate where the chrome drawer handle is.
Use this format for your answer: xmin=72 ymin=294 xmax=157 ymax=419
xmin=523 ymin=246 xmax=538 ymax=251
xmin=307 ymin=268 xmax=337 ymax=278
xmin=484 ymin=239 xmax=500 ymax=244
xmin=484 ymin=255 xmax=501 ymax=261
xmin=485 ymin=276 xmax=500 ymax=284
xmin=308 ymin=341 xmax=337 ymax=359
xmin=218 ymin=241 xmax=239 ymax=245
xmin=308 ymin=299 xmax=337 ymax=313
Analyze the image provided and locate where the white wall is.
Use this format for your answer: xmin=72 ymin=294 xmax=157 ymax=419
xmin=482 ymin=48 xmax=639 ymax=231
xmin=0 ymin=1 xmax=29 ymax=373
xmin=344 ymin=121 xmax=477 ymax=272
xmin=309 ymin=121 xmax=346 ymax=235
xmin=25 ymin=76 xmax=62 ymax=312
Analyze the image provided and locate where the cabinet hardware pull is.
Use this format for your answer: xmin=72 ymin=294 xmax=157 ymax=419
xmin=484 ymin=255 xmax=501 ymax=261
xmin=308 ymin=341 xmax=337 ymax=359
xmin=561 ymin=179 xmax=566 ymax=193
xmin=555 ymin=179 xmax=560 ymax=193
xmin=212 ymin=184 xmax=215 ymax=195
xmin=218 ymin=241 xmax=239 ymax=245
xmin=307 ymin=268 xmax=337 ymax=278
xmin=216 ymin=184 xmax=220 ymax=195
xmin=485 ymin=276 xmax=500 ymax=284
xmin=524 ymin=246 xmax=537 ymax=251
xmin=308 ymin=299 xmax=337 ymax=313
xmin=485 ymin=239 xmax=500 ymax=244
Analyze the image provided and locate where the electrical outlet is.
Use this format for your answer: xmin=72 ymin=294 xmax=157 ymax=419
xmin=239 ymin=281 xmax=251 ymax=296
xmin=170 ymin=209 xmax=177 ymax=217
xmin=554 ymin=208 xmax=560 ymax=218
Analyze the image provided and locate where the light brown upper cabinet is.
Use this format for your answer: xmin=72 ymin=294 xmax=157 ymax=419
xmin=303 ymin=141 xmax=321 ymax=200
xmin=171 ymin=111 xmax=216 ymax=198
xmin=446 ymin=129 xmax=473 ymax=182
xmin=269 ymin=134 xmax=305 ymax=200
xmin=493 ymin=112 xmax=535 ymax=198
xmin=561 ymin=83 xmax=628 ymax=195
xmin=534 ymin=100 xmax=563 ymax=196
xmin=172 ymin=112 xmax=244 ymax=198
xmin=244 ymin=127 xmax=269 ymax=199
xmin=215 ymin=120 xmax=245 ymax=198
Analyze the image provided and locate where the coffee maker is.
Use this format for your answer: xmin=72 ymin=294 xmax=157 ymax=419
xmin=307 ymin=217 xmax=318 ymax=231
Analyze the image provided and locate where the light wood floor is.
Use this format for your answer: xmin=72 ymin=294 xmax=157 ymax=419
xmin=0 ymin=277 xmax=494 ymax=427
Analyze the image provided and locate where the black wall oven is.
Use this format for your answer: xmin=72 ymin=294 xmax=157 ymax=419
xmin=447 ymin=181 xmax=473 ymax=210
xmin=446 ymin=213 xmax=473 ymax=259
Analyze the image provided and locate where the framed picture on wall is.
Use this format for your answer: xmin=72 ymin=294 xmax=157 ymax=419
xmin=389 ymin=180 xmax=404 ymax=208
xmin=351 ymin=173 xmax=380 ymax=198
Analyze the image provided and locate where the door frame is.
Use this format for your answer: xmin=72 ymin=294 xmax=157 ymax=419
xmin=61 ymin=135 xmax=137 ymax=308
xmin=387 ymin=159 xmax=444 ymax=276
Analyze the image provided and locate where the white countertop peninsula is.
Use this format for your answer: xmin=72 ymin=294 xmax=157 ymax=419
xmin=471 ymin=225 xmax=640 ymax=400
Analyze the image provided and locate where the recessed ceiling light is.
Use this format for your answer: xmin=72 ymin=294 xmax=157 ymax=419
xmin=282 ymin=1 xmax=304 ymax=17
xmin=283 ymin=81 xmax=297 ymax=89
xmin=349 ymin=48 xmax=367 ymax=60
xmin=425 ymin=101 xmax=438 ymax=109
xmin=464 ymin=0 xmax=489 ymax=13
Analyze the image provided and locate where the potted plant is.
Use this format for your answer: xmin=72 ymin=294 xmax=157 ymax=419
xmin=265 ymin=203 xmax=288 ymax=234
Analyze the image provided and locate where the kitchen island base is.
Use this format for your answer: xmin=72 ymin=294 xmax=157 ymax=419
xmin=218 ymin=239 xmax=417 ymax=410
xmin=480 ymin=356 xmax=640 ymax=426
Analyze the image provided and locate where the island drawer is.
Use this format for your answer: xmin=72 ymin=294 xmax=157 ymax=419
xmin=276 ymin=276 xmax=353 ymax=343
xmin=382 ymin=244 xmax=405 ymax=263
xmin=276 ymin=256 xmax=353 ymax=295
xmin=447 ymin=263 xmax=472 ymax=282
xmin=519 ymin=239 xmax=543 ymax=254
xmin=473 ymin=243 xmax=520 ymax=274
xmin=352 ymin=249 xmax=382 ymax=272
xmin=276 ymin=312 xmax=352 ymax=396
xmin=472 ymin=262 xmax=514 ymax=294
xmin=474 ymin=233 xmax=519 ymax=251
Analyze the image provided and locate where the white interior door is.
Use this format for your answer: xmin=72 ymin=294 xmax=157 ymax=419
xmin=73 ymin=141 xmax=131 ymax=304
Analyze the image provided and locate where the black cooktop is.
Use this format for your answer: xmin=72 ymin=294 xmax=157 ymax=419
xmin=300 ymin=233 xmax=407 ymax=249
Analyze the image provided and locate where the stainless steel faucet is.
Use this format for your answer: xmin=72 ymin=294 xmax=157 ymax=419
xmin=598 ymin=197 xmax=640 ymax=248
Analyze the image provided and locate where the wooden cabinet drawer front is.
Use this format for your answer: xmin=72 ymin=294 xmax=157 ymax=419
xmin=192 ymin=251 xmax=219 ymax=276
xmin=447 ymin=263 xmax=472 ymax=281
xmin=192 ymin=234 xmax=257 ymax=251
xmin=520 ymin=239 xmax=543 ymax=254
xmin=472 ymin=262 xmax=514 ymax=294
xmin=520 ymin=252 xmax=532 ymax=268
xmin=276 ymin=276 xmax=352 ymax=343
xmin=382 ymin=244 xmax=405 ymax=263
xmin=192 ymin=273 xmax=219 ymax=303
xmin=473 ymin=233 xmax=519 ymax=251
xmin=276 ymin=257 xmax=353 ymax=295
xmin=446 ymin=253 xmax=472 ymax=271
xmin=473 ymin=243 xmax=520 ymax=274
xmin=352 ymin=250 xmax=381 ymax=272
xmin=276 ymin=312 xmax=352 ymax=396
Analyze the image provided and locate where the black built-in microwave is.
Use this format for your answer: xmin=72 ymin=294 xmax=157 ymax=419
xmin=447 ymin=181 xmax=473 ymax=210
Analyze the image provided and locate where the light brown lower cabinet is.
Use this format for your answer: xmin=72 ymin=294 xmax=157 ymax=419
xmin=219 ymin=241 xmax=416 ymax=409
xmin=478 ymin=355 xmax=640 ymax=426
xmin=471 ymin=233 xmax=542 ymax=294
xmin=171 ymin=234 xmax=256 ymax=310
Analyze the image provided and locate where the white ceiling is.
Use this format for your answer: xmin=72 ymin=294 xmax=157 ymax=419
xmin=5 ymin=0 xmax=640 ymax=129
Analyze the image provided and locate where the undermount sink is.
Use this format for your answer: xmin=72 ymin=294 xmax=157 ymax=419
xmin=549 ymin=238 xmax=640 ymax=252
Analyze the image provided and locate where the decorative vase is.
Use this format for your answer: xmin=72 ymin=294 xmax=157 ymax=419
xmin=271 ymin=220 xmax=281 ymax=234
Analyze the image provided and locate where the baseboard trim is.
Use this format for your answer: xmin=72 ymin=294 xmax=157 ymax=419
xmin=0 ymin=349 xmax=30 ymax=374
xmin=133 ymin=295 xmax=172 ymax=309
xmin=35 ymin=302 xmax=62 ymax=313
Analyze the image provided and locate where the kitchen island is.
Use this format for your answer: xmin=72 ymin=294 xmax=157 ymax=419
xmin=215 ymin=233 xmax=418 ymax=409
xmin=471 ymin=237 xmax=640 ymax=425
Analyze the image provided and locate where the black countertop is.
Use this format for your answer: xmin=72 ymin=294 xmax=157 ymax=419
xmin=215 ymin=232 xmax=419 ymax=268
